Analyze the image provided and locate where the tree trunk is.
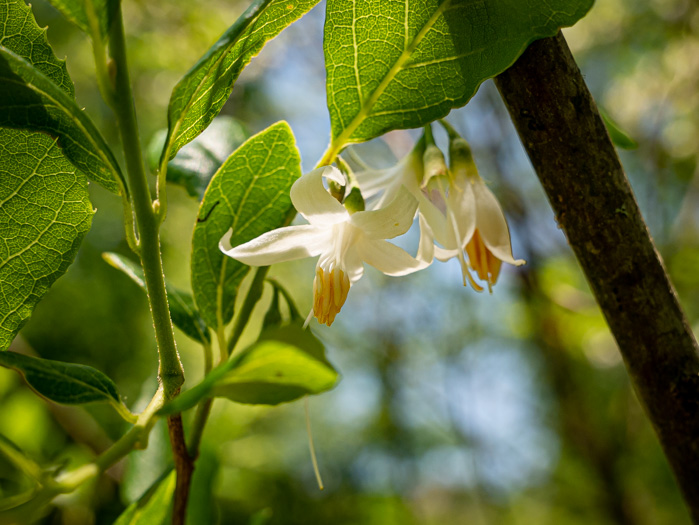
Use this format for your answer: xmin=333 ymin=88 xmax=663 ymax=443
xmin=494 ymin=31 xmax=699 ymax=521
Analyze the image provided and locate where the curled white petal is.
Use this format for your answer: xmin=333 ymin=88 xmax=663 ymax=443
xmin=290 ymin=166 xmax=349 ymax=226
xmin=471 ymin=179 xmax=525 ymax=266
xmin=433 ymin=245 xmax=460 ymax=262
xmin=221 ymin=224 xmax=330 ymax=266
xmin=358 ymin=238 xmax=429 ymax=276
xmin=350 ymin=185 xmax=417 ymax=239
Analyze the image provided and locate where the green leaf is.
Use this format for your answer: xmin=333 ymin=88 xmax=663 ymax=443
xmin=0 ymin=351 xmax=133 ymax=420
xmin=147 ymin=117 xmax=250 ymax=200
xmin=262 ymin=284 xmax=284 ymax=330
xmin=0 ymin=46 xmax=124 ymax=194
xmin=191 ymin=121 xmax=301 ymax=330
xmin=264 ymin=279 xmax=302 ymax=329
xmin=159 ymin=323 xmax=338 ymax=415
xmin=211 ymin=324 xmax=338 ymax=405
xmin=102 ymin=252 xmax=210 ymax=345
xmin=324 ymin=0 xmax=594 ymax=150
xmin=160 ymin=0 xmax=319 ymax=166
xmin=600 ymin=108 xmax=638 ymax=150
xmin=0 ymin=129 xmax=93 ymax=352
xmin=0 ymin=0 xmax=74 ymax=97
xmin=44 ymin=0 xmax=118 ymax=40
xmin=114 ymin=470 xmax=175 ymax=525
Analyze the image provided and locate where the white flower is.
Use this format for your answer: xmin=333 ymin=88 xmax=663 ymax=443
xmin=220 ymin=166 xmax=429 ymax=326
xmin=354 ymin=138 xmax=524 ymax=292
xmin=433 ymin=168 xmax=525 ymax=292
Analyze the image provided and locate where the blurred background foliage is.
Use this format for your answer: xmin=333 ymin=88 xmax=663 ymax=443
xmin=2 ymin=0 xmax=698 ymax=523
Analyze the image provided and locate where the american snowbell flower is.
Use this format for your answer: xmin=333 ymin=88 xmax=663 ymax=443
xmin=220 ymin=166 xmax=429 ymax=326
xmin=433 ymin=136 xmax=525 ymax=292
xmin=353 ymin=128 xmax=524 ymax=292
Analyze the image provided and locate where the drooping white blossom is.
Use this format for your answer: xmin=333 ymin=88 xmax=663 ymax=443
xmin=221 ymin=166 xmax=429 ymax=326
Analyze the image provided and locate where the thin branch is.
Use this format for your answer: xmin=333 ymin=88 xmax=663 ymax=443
xmin=494 ymin=31 xmax=699 ymax=520
xmin=108 ymin=8 xmax=190 ymax=524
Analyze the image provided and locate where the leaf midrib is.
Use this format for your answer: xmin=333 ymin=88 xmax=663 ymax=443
xmin=329 ymin=0 xmax=453 ymax=154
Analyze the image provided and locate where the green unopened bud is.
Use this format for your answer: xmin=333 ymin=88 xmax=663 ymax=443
xmin=343 ymin=186 xmax=365 ymax=213
xmin=422 ymin=144 xmax=448 ymax=189
xmin=328 ymin=179 xmax=345 ymax=202
xmin=449 ymin=137 xmax=478 ymax=180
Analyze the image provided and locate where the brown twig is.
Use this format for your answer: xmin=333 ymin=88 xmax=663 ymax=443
xmin=167 ymin=413 xmax=194 ymax=525
xmin=494 ymin=31 xmax=699 ymax=520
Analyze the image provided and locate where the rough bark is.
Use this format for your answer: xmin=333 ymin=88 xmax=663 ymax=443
xmin=494 ymin=32 xmax=699 ymax=520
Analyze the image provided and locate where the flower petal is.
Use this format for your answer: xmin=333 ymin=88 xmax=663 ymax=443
xmin=290 ymin=166 xmax=349 ymax=225
xmin=416 ymin=214 xmax=435 ymax=265
xmin=433 ymin=245 xmax=460 ymax=262
xmin=358 ymin=238 xmax=429 ymax=276
xmin=417 ymin=192 xmax=449 ymax=247
xmin=220 ymin=224 xmax=330 ymax=266
xmin=350 ymin=185 xmax=417 ymax=239
xmin=445 ymin=179 xmax=477 ymax=249
xmin=354 ymin=166 xmax=401 ymax=200
xmin=472 ymin=179 xmax=525 ymax=266
xmin=342 ymin=245 xmax=365 ymax=284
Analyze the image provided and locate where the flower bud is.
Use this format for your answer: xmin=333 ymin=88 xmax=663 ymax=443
xmin=421 ymin=144 xmax=448 ymax=190
xmin=449 ymin=137 xmax=478 ymax=181
xmin=343 ymin=186 xmax=365 ymax=213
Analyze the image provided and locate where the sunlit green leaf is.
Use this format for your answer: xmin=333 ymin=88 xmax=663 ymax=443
xmin=44 ymin=0 xmax=118 ymax=40
xmin=0 ymin=351 xmax=133 ymax=420
xmin=0 ymin=129 xmax=93 ymax=352
xmin=0 ymin=47 xmax=124 ymax=194
xmin=103 ymin=252 xmax=210 ymax=344
xmin=325 ymin=0 xmax=594 ymax=149
xmin=191 ymin=121 xmax=301 ymax=330
xmin=160 ymin=0 xmax=319 ymax=165
xmin=114 ymin=470 xmax=175 ymax=525
xmin=0 ymin=0 xmax=74 ymax=96
xmin=159 ymin=324 xmax=338 ymax=414
xmin=147 ymin=117 xmax=249 ymax=200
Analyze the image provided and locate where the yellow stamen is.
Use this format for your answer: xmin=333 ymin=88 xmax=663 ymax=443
xmin=466 ymin=229 xmax=499 ymax=293
xmin=313 ymin=267 xmax=350 ymax=326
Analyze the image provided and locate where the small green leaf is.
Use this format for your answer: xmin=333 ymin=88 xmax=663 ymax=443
xmin=600 ymin=108 xmax=638 ymax=150
xmin=159 ymin=324 xmax=338 ymax=415
xmin=191 ymin=121 xmax=301 ymax=330
xmin=147 ymin=117 xmax=249 ymax=200
xmin=262 ymin=285 xmax=284 ymax=330
xmin=0 ymin=0 xmax=75 ymax=97
xmin=160 ymin=0 xmax=319 ymax=165
xmin=212 ymin=324 xmax=338 ymax=405
xmin=265 ymin=278 xmax=302 ymax=325
xmin=44 ymin=0 xmax=118 ymax=40
xmin=0 ymin=129 xmax=93 ymax=352
xmin=0 ymin=46 xmax=124 ymax=194
xmin=0 ymin=351 xmax=133 ymax=420
xmin=325 ymin=0 xmax=594 ymax=149
xmin=114 ymin=470 xmax=175 ymax=525
xmin=102 ymin=252 xmax=210 ymax=345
